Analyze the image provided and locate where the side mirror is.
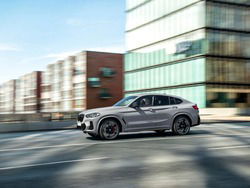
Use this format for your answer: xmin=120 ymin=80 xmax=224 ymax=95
xmin=130 ymin=102 xmax=139 ymax=108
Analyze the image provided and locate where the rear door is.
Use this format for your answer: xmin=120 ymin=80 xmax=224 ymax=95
xmin=148 ymin=95 xmax=183 ymax=129
xmin=149 ymin=95 xmax=173 ymax=129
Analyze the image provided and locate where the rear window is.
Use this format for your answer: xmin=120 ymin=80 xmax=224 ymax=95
xmin=170 ymin=97 xmax=183 ymax=105
xmin=175 ymin=98 xmax=183 ymax=104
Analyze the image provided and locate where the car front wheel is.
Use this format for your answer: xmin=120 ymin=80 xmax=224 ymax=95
xmin=99 ymin=119 xmax=120 ymax=140
xmin=172 ymin=116 xmax=190 ymax=135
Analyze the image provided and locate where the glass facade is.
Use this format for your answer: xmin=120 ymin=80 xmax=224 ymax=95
xmin=126 ymin=0 xmax=200 ymax=31
xmin=125 ymin=29 xmax=206 ymax=71
xmin=207 ymin=31 xmax=250 ymax=58
xmin=214 ymin=0 xmax=250 ymax=6
xmin=125 ymin=58 xmax=205 ymax=91
xmin=206 ymin=58 xmax=250 ymax=83
xmin=125 ymin=0 xmax=250 ymax=108
xmin=206 ymin=85 xmax=250 ymax=108
xmin=126 ymin=1 xmax=205 ymax=51
xmin=207 ymin=2 xmax=250 ymax=31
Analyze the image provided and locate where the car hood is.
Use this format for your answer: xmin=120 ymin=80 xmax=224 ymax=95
xmin=79 ymin=106 xmax=126 ymax=115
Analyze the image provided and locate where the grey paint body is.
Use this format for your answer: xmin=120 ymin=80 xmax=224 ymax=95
xmin=77 ymin=94 xmax=200 ymax=134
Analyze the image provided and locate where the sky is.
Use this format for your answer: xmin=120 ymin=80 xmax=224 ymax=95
xmin=0 ymin=0 xmax=126 ymax=83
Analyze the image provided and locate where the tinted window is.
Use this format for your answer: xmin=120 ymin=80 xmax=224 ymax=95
xmin=154 ymin=96 xmax=170 ymax=106
xmin=137 ymin=96 xmax=153 ymax=107
xmin=175 ymin=98 xmax=183 ymax=104
xmin=114 ymin=96 xmax=137 ymax=106
xmin=170 ymin=97 xmax=176 ymax=105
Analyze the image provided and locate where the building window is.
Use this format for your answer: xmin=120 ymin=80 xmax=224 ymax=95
xmin=99 ymin=88 xmax=112 ymax=99
xmin=236 ymin=93 xmax=247 ymax=103
xmin=88 ymin=77 xmax=101 ymax=87
xmin=73 ymin=68 xmax=85 ymax=75
xmin=74 ymin=100 xmax=84 ymax=109
xmin=100 ymin=67 xmax=116 ymax=77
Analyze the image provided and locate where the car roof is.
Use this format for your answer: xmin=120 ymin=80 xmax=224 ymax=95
xmin=134 ymin=93 xmax=179 ymax=98
xmin=132 ymin=93 xmax=190 ymax=103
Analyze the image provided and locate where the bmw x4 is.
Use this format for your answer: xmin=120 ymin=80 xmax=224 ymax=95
xmin=77 ymin=94 xmax=200 ymax=140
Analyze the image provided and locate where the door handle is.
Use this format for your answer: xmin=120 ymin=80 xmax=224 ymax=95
xmin=172 ymin=106 xmax=178 ymax=109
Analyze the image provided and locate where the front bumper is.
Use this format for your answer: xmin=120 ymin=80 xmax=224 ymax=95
xmin=77 ymin=118 xmax=98 ymax=134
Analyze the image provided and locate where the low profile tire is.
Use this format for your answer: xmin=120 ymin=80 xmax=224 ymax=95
xmin=155 ymin=130 xmax=166 ymax=134
xmin=87 ymin=133 xmax=99 ymax=139
xmin=172 ymin=116 xmax=191 ymax=135
xmin=99 ymin=119 xmax=120 ymax=140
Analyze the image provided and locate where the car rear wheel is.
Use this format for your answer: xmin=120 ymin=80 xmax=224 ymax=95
xmin=172 ymin=116 xmax=190 ymax=135
xmin=99 ymin=119 xmax=120 ymax=140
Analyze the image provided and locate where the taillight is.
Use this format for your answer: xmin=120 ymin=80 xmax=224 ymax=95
xmin=192 ymin=104 xmax=199 ymax=110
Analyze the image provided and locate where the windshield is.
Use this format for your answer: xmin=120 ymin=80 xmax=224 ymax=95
xmin=114 ymin=96 xmax=138 ymax=106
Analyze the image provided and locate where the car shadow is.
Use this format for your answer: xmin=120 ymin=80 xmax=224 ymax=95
xmin=85 ymin=129 xmax=212 ymax=141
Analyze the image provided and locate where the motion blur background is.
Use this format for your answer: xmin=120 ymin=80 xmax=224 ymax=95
xmin=0 ymin=0 xmax=250 ymax=121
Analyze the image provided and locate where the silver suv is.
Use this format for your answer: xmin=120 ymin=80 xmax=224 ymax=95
xmin=77 ymin=94 xmax=200 ymax=140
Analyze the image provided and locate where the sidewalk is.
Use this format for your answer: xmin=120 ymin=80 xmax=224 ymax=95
xmin=0 ymin=116 xmax=249 ymax=133
xmin=200 ymin=115 xmax=250 ymax=124
xmin=0 ymin=120 xmax=76 ymax=133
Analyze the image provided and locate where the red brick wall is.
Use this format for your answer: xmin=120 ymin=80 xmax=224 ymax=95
xmin=86 ymin=51 xmax=123 ymax=109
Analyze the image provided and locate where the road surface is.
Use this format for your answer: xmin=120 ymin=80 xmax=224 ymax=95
xmin=0 ymin=122 xmax=249 ymax=188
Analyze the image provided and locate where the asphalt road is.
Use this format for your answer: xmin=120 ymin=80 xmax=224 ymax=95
xmin=0 ymin=123 xmax=249 ymax=188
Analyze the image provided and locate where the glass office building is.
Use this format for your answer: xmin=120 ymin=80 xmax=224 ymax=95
xmin=125 ymin=0 xmax=250 ymax=108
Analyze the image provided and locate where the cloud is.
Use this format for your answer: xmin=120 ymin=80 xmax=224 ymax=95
xmin=0 ymin=44 xmax=21 ymax=52
xmin=43 ymin=50 xmax=79 ymax=60
xmin=20 ymin=44 xmax=125 ymax=65
xmin=44 ymin=45 xmax=125 ymax=60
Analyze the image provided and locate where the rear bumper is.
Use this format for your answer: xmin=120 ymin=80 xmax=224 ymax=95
xmin=192 ymin=115 xmax=200 ymax=127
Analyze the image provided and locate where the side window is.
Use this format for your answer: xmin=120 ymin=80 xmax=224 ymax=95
xmin=137 ymin=96 xmax=153 ymax=107
xmin=170 ymin=97 xmax=176 ymax=105
xmin=154 ymin=96 xmax=170 ymax=106
xmin=175 ymin=98 xmax=183 ymax=104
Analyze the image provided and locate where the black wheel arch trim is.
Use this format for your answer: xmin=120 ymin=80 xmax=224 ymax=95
xmin=171 ymin=112 xmax=193 ymax=127
xmin=97 ymin=115 xmax=125 ymax=132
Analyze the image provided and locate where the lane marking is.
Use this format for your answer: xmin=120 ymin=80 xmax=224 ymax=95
xmin=208 ymin=145 xmax=250 ymax=150
xmin=0 ymin=143 xmax=90 ymax=152
xmin=0 ymin=157 xmax=109 ymax=171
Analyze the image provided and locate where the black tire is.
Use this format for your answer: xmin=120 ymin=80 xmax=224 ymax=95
xmin=172 ymin=116 xmax=191 ymax=135
xmin=99 ymin=119 xmax=120 ymax=140
xmin=87 ymin=132 xmax=100 ymax=139
xmin=155 ymin=130 xmax=166 ymax=134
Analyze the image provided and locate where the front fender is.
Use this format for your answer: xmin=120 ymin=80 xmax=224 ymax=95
xmin=97 ymin=115 xmax=126 ymax=132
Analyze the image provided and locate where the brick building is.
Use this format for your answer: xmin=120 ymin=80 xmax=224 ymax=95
xmin=0 ymin=80 xmax=16 ymax=113
xmin=41 ymin=51 xmax=123 ymax=112
xmin=15 ymin=71 xmax=42 ymax=113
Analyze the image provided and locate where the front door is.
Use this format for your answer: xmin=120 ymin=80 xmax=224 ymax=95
xmin=122 ymin=96 xmax=155 ymax=131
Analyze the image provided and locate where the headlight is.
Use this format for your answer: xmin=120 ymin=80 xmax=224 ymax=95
xmin=85 ymin=112 xmax=100 ymax=119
